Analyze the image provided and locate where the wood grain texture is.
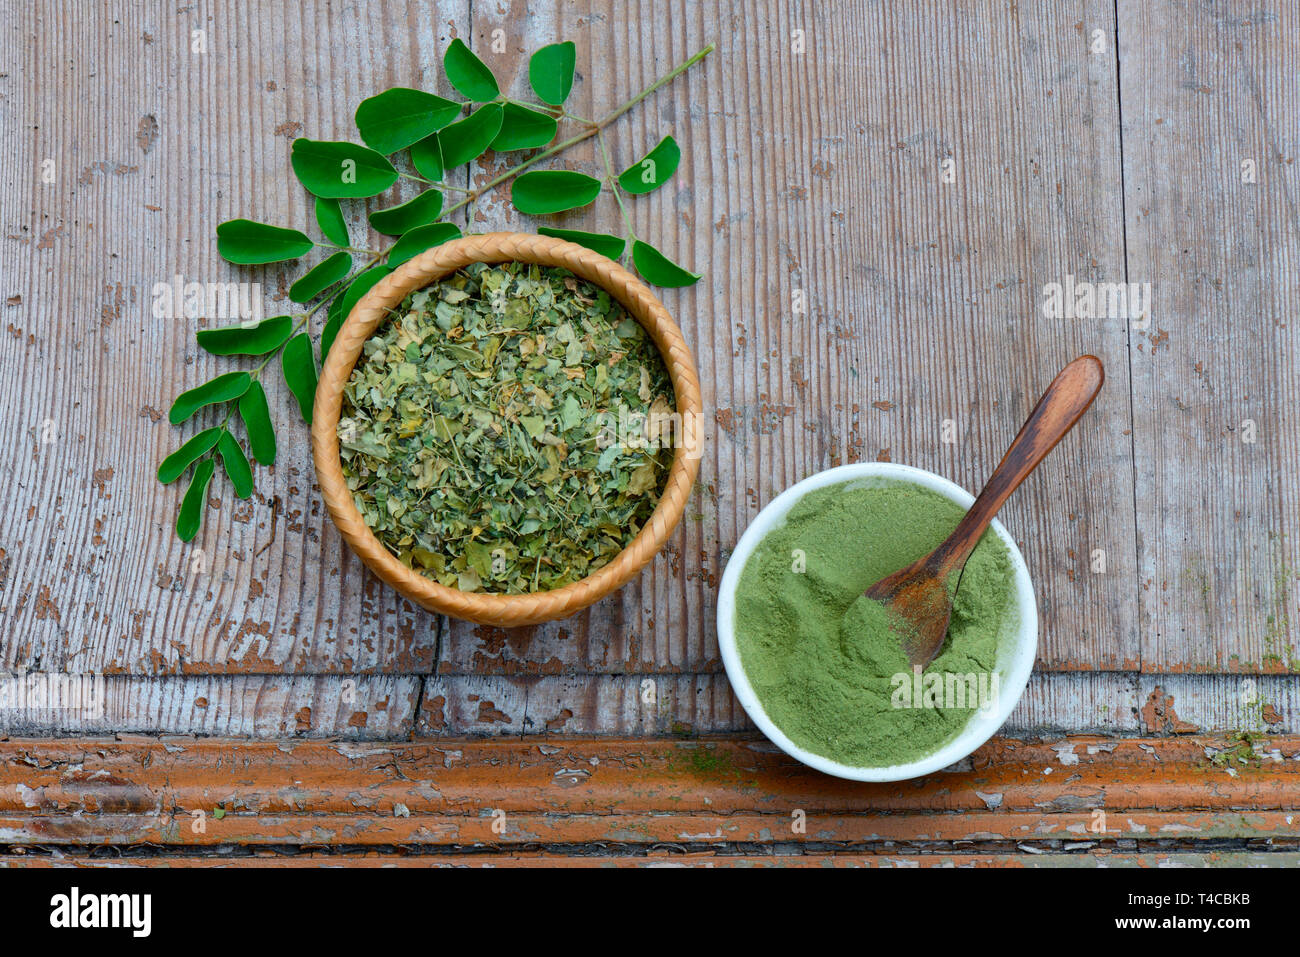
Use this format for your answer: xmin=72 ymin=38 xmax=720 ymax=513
xmin=1119 ymin=0 xmax=1300 ymax=672
xmin=417 ymin=673 xmax=748 ymax=735
xmin=0 ymin=674 xmax=419 ymax=736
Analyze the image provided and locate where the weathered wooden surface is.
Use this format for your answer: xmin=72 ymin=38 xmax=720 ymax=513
xmin=1 ymin=735 xmax=1298 ymax=861
xmin=0 ymin=671 xmax=1291 ymax=737
xmin=0 ymin=0 xmax=1296 ymax=745
xmin=1119 ymin=2 xmax=1300 ymax=672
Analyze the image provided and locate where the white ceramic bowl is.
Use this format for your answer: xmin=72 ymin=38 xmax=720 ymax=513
xmin=717 ymin=462 xmax=1038 ymax=782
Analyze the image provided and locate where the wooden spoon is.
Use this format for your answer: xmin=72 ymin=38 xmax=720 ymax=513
xmin=858 ymin=355 xmax=1105 ymax=669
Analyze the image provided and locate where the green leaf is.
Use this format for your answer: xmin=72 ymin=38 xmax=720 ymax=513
xmin=537 ymin=227 xmax=626 ymax=261
xmin=281 ymin=333 xmax=318 ymax=424
xmin=492 ymin=103 xmax=557 ymax=151
xmin=238 ymin=381 xmax=276 ymax=466
xmin=387 ymin=223 xmax=462 ymax=268
xmin=290 ymin=138 xmax=398 ymax=199
xmin=632 ymin=240 xmax=701 ymax=287
xmin=169 ymin=371 xmax=252 ymax=425
xmin=177 ymin=458 xmax=215 ymax=542
xmin=322 ymin=293 xmax=347 ymax=363
xmin=340 ymin=267 xmax=392 ymax=322
xmin=356 ymin=87 xmax=461 ymax=154
xmin=618 ymin=135 xmax=681 ymax=195
xmin=438 ymin=104 xmax=503 ymax=169
xmin=289 ymin=251 xmax=353 ymax=304
xmin=217 ymin=431 xmax=254 ymax=499
xmin=369 ymin=190 xmax=444 ymax=236
xmin=323 ymin=266 xmax=392 ymax=361
xmin=410 ymin=133 xmax=444 ymax=181
xmin=314 ymin=197 xmax=349 ymax=247
xmin=511 ymin=170 xmax=601 ymax=215
xmin=157 ymin=427 xmax=223 ymax=484
xmin=529 ymin=41 xmax=576 ymax=106
xmin=444 ymin=38 xmax=499 ymax=101
xmin=196 ymin=315 xmax=293 ymax=356
xmin=216 ymin=219 xmax=313 ymax=265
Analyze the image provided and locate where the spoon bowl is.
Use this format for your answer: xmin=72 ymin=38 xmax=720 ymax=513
xmin=856 ymin=356 xmax=1105 ymax=669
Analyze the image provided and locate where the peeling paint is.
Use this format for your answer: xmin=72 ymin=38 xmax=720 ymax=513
xmin=1051 ymin=743 xmax=1079 ymax=766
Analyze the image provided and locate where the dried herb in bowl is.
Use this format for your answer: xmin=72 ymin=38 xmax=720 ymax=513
xmin=338 ymin=261 xmax=676 ymax=593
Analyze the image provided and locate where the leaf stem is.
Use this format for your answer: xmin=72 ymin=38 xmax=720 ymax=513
xmin=596 ymin=130 xmax=636 ymax=248
xmin=318 ymin=240 xmax=383 ymax=257
xmin=397 ymin=170 xmax=437 ymax=187
xmin=500 ymin=95 xmax=594 ymax=127
xmin=594 ymin=42 xmax=714 ymax=131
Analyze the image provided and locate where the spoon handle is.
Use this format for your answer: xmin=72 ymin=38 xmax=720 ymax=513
xmin=932 ymin=355 xmax=1105 ymax=580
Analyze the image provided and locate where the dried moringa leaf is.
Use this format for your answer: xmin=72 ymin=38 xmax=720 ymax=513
xmin=338 ymin=261 xmax=675 ymax=594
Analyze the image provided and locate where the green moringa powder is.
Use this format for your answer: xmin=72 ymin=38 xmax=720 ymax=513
xmin=734 ymin=480 xmax=1019 ymax=768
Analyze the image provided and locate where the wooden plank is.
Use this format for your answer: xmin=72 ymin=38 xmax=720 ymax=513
xmin=2 ymin=735 xmax=1296 ymax=814
xmin=3 ymin=851 xmax=1295 ymax=867
xmin=0 ymin=670 xmax=1278 ymax=739
xmin=416 ymin=672 xmax=1138 ymax=737
xmin=0 ymin=735 xmax=1297 ymax=851
xmin=7 ymin=808 xmax=1297 ymax=846
xmin=1119 ymin=1 xmax=1300 ymax=671
xmin=1010 ymin=672 xmax=1295 ymax=735
xmin=0 ymin=0 xmax=466 ymax=675
xmin=0 ymin=675 xmax=419 ymax=737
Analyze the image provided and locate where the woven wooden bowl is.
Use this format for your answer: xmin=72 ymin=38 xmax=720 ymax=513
xmin=312 ymin=232 xmax=703 ymax=626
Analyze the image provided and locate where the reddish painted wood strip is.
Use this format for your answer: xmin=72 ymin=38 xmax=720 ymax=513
xmin=1 ymin=735 xmax=1297 ymax=850
xmin=2 ymin=852 xmax=1294 ymax=868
